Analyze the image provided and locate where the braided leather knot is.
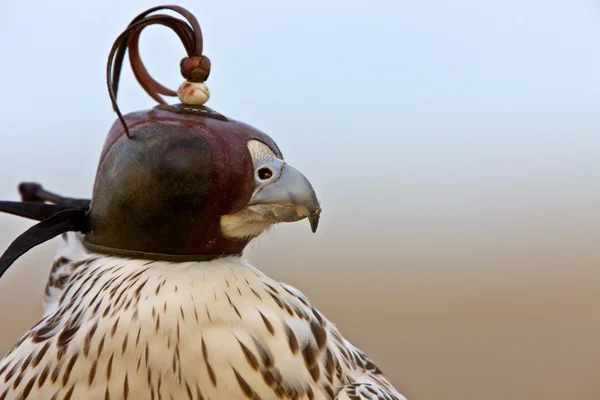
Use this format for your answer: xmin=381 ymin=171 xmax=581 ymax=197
xmin=180 ymin=55 xmax=211 ymax=82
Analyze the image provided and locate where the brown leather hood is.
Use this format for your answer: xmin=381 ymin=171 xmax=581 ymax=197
xmin=84 ymin=105 xmax=283 ymax=259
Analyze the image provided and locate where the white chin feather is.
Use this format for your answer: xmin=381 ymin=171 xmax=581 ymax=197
xmin=220 ymin=211 xmax=274 ymax=240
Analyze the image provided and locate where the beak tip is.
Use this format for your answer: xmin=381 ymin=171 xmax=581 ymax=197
xmin=308 ymin=209 xmax=321 ymax=233
xmin=309 ymin=218 xmax=319 ymax=233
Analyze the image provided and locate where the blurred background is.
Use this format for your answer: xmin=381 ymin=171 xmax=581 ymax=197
xmin=1 ymin=0 xmax=600 ymax=399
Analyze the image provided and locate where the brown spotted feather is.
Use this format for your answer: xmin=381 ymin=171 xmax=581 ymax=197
xmin=0 ymin=233 xmax=406 ymax=400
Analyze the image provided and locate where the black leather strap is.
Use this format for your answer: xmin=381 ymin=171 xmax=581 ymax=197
xmin=0 ymin=203 xmax=89 ymax=279
xmin=0 ymin=201 xmax=76 ymax=221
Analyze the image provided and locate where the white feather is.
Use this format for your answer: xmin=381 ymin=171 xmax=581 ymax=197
xmin=0 ymin=234 xmax=406 ymax=400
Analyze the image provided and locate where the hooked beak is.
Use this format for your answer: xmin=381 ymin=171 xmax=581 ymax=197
xmin=248 ymin=164 xmax=321 ymax=232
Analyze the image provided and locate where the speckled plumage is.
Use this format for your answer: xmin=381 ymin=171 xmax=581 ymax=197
xmin=0 ymin=233 xmax=406 ymax=400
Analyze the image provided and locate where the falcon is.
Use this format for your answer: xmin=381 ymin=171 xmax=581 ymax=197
xmin=0 ymin=5 xmax=407 ymax=400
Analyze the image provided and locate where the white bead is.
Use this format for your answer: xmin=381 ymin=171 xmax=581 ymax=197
xmin=177 ymin=81 xmax=210 ymax=105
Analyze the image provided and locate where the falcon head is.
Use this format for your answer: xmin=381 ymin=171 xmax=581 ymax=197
xmin=84 ymin=107 xmax=320 ymax=260
xmin=220 ymin=139 xmax=321 ymax=240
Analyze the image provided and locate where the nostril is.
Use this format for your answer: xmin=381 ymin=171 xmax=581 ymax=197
xmin=258 ymin=168 xmax=273 ymax=180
